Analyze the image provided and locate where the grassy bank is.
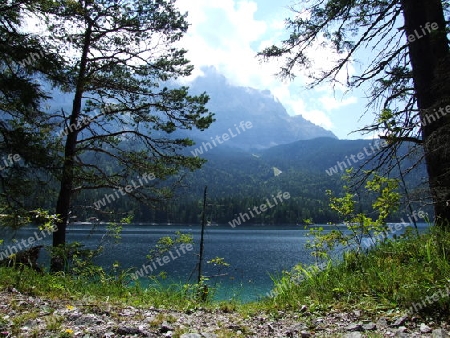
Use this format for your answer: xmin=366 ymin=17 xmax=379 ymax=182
xmin=1 ymin=225 xmax=450 ymax=318
xmin=0 ymin=266 xmax=213 ymax=311
xmin=249 ymin=225 xmax=450 ymax=317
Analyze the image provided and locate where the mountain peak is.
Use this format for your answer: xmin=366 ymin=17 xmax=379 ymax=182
xmin=187 ymin=68 xmax=337 ymax=150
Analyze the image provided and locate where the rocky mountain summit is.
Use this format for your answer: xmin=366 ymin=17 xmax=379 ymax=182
xmin=186 ymin=67 xmax=337 ymax=150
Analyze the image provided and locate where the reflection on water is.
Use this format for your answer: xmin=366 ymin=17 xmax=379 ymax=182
xmin=1 ymin=223 xmax=429 ymax=302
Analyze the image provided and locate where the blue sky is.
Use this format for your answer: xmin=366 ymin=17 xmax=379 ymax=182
xmin=176 ymin=0 xmax=380 ymax=140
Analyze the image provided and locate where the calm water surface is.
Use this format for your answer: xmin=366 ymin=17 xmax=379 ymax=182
xmin=1 ymin=223 xmax=429 ymax=302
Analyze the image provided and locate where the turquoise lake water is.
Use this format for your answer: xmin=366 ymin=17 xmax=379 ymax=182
xmin=1 ymin=222 xmax=429 ymax=302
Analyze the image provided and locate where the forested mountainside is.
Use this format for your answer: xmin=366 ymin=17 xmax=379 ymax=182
xmin=15 ymin=70 xmax=428 ymax=226
xmin=65 ymin=137 xmax=428 ymax=225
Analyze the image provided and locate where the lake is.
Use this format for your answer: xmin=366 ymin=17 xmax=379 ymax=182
xmin=1 ymin=222 xmax=429 ymax=302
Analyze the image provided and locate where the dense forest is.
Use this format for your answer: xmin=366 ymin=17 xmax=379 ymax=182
xmin=59 ymin=137 xmax=430 ymax=225
xmin=1 ymin=0 xmax=448 ymax=273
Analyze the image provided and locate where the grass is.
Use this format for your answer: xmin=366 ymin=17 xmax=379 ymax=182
xmin=0 ymin=265 xmax=216 ymax=312
xmin=244 ymin=225 xmax=450 ymax=318
xmin=0 ymin=225 xmax=449 ymax=320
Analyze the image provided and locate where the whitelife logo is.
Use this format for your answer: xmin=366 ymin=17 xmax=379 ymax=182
xmin=0 ymin=224 xmax=58 ymax=261
xmin=325 ymin=139 xmax=388 ymax=176
xmin=93 ymin=173 xmax=155 ymax=209
xmin=362 ymin=209 xmax=427 ymax=249
xmin=407 ymin=284 xmax=450 ymax=314
xmin=131 ymin=243 xmax=194 ymax=279
xmin=228 ymin=191 xmax=290 ymax=228
xmin=190 ymin=121 xmax=252 ymax=157
xmin=58 ymin=103 xmax=118 ymax=138
xmin=0 ymin=153 xmax=21 ymax=171
xmin=407 ymin=22 xmax=439 ymax=44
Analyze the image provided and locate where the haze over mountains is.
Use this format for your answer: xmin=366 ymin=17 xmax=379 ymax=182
xmin=161 ymin=68 xmax=429 ymax=225
xmin=39 ymin=67 xmax=428 ymax=224
xmin=185 ymin=67 xmax=337 ymax=151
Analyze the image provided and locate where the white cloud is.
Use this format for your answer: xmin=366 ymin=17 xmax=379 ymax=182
xmin=177 ymin=0 xmax=274 ymax=87
xmin=270 ymin=87 xmax=334 ymax=129
xmin=175 ymin=0 xmax=367 ymax=138
xmin=177 ymin=0 xmax=353 ymax=95
xmin=290 ymin=100 xmax=334 ymax=130
xmin=301 ymin=110 xmax=333 ymax=130
xmin=319 ymin=95 xmax=358 ymax=111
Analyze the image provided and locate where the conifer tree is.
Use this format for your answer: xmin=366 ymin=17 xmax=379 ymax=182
xmin=260 ymin=0 xmax=450 ymax=224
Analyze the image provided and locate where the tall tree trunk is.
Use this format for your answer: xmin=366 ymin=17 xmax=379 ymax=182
xmin=401 ymin=0 xmax=450 ymax=225
xmin=51 ymin=24 xmax=93 ymax=272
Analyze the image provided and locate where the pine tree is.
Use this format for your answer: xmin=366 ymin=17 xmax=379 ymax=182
xmin=0 ymin=0 xmax=62 ymax=228
xmin=260 ymin=0 xmax=450 ymax=224
xmin=1 ymin=0 xmax=214 ymax=271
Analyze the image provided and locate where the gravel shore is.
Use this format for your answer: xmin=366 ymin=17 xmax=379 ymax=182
xmin=0 ymin=289 xmax=449 ymax=337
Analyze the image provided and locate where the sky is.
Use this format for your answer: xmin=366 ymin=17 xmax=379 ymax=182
xmin=176 ymin=0 xmax=379 ymax=140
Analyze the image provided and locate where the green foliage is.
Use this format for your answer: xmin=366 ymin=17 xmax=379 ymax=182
xmin=1 ymin=225 xmax=450 ymax=318
xmin=262 ymin=225 xmax=450 ymax=316
xmin=1 ymin=0 xmax=215 ymax=268
xmin=0 ymin=0 xmax=63 ymax=226
xmin=147 ymin=231 xmax=193 ymax=261
xmin=205 ymin=257 xmax=230 ymax=292
xmin=105 ymin=215 xmax=130 ymax=244
xmin=49 ymin=242 xmax=104 ymax=277
xmin=302 ymin=218 xmax=314 ymax=225
xmin=46 ymin=221 xmax=130 ymax=282
xmin=0 ymin=264 xmax=218 ymax=311
xmin=308 ymin=170 xmax=401 ymax=259
xmin=33 ymin=209 xmax=60 ymax=232
xmin=207 ymin=257 xmax=230 ymax=268
xmin=259 ymin=0 xmax=450 ymax=225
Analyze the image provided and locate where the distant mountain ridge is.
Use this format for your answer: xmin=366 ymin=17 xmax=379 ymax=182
xmin=185 ymin=67 xmax=337 ymax=150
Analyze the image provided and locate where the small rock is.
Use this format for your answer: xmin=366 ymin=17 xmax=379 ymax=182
xmin=377 ymin=317 xmax=389 ymax=328
xmin=201 ymin=334 xmax=218 ymax=338
xmin=344 ymin=333 xmax=362 ymax=338
xmin=160 ymin=321 xmax=175 ymax=333
xmin=397 ymin=326 xmax=408 ymax=333
xmin=420 ymin=323 xmax=433 ymax=333
xmin=180 ymin=334 xmax=202 ymax=338
xmin=300 ymin=331 xmax=311 ymax=338
xmin=286 ymin=330 xmax=295 ymax=338
xmin=346 ymin=323 xmax=363 ymax=332
xmin=353 ymin=310 xmax=362 ymax=318
xmin=145 ymin=316 xmax=156 ymax=323
xmin=73 ymin=314 xmax=103 ymax=325
xmin=433 ymin=329 xmax=450 ymax=337
xmin=300 ymin=305 xmax=308 ymax=312
xmin=312 ymin=318 xmax=324 ymax=327
xmin=392 ymin=315 xmax=409 ymax=327
xmin=362 ymin=322 xmax=376 ymax=331
xmin=290 ymin=323 xmax=308 ymax=332
xmin=257 ymin=316 xmax=266 ymax=323
xmin=395 ymin=325 xmax=409 ymax=336
xmin=119 ymin=309 xmax=134 ymax=316
xmin=228 ymin=324 xmax=240 ymax=330
xmin=115 ymin=327 xmax=143 ymax=335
